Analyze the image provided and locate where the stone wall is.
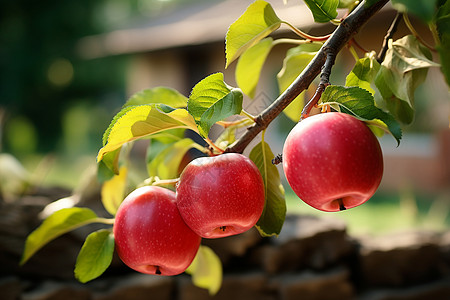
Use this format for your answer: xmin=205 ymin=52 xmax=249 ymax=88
xmin=1 ymin=187 xmax=449 ymax=300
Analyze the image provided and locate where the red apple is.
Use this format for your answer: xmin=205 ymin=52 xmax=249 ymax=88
xmin=282 ymin=112 xmax=383 ymax=212
xmin=113 ymin=186 xmax=201 ymax=276
xmin=176 ymin=153 xmax=265 ymax=238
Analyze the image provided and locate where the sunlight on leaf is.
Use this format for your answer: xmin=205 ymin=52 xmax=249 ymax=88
xmin=225 ymin=0 xmax=281 ymax=68
xmin=186 ymin=245 xmax=222 ymax=295
xmin=303 ymin=0 xmax=339 ymax=23
xmin=21 ymin=208 xmax=99 ymax=265
xmin=98 ymin=105 xmax=198 ymax=162
xmin=101 ymin=166 xmax=128 ymax=216
xmin=345 ymin=55 xmax=380 ymax=95
xmin=74 ymin=229 xmax=114 ymax=283
xmin=321 ymin=85 xmax=402 ymax=144
xmin=236 ymin=38 xmax=274 ymax=98
xmin=277 ymin=43 xmax=322 ymax=122
xmin=249 ymin=141 xmax=286 ymax=237
xmin=188 ymin=73 xmax=243 ymax=137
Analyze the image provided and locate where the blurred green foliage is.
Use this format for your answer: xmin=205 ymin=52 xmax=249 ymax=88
xmin=0 ymin=0 xmax=129 ymax=155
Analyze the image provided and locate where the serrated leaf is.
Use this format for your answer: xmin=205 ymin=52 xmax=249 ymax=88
xmin=147 ymin=138 xmax=200 ymax=179
xmin=74 ymin=229 xmax=114 ymax=283
xmin=225 ymin=0 xmax=281 ymax=68
xmin=236 ymin=38 xmax=274 ymax=98
xmin=21 ymin=208 xmax=99 ymax=265
xmin=101 ymin=166 xmax=128 ymax=216
xmin=321 ymin=85 xmax=402 ymax=144
xmin=304 ymin=0 xmax=339 ymax=23
xmin=249 ymin=141 xmax=286 ymax=237
xmin=97 ymin=105 xmax=198 ymax=162
xmin=391 ymin=0 xmax=438 ymax=23
xmin=277 ymin=44 xmax=322 ymax=122
xmin=188 ymin=73 xmax=243 ymax=137
xmin=185 ymin=245 xmax=222 ymax=296
xmin=123 ymin=87 xmax=188 ymax=109
xmin=435 ymin=0 xmax=450 ymax=86
xmin=345 ymin=56 xmax=380 ymax=95
xmin=375 ymin=35 xmax=439 ymax=124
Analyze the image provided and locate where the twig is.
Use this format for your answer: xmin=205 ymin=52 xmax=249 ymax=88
xmin=377 ymin=12 xmax=402 ymax=63
xmin=225 ymin=0 xmax=390 ymax=154
xmin=403 ymin=14 xmax=436 ymax=52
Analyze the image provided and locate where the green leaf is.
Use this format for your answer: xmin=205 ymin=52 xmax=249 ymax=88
xmin=338 ymin=0 xmax=358 ymax=9
xmin=185 ymin=245 xmax=222 ymax=296
xmin=345 ymin=55 xmax=380 ymax=95
xmin=225 ymin=0 xmax=281 ymax=68
xmin=101 ymin=166 xmax=128 ymax=216
xmin=391 ymin=0 xmax=438 ymax=23
xmin=236 ymin=38 xmax=274 ymax=98
xmin=435 ymin=0 xmax=450 ymax=86
xmin=375 ymin=35 xmax=439 ymax=124
xmin=188 ymin=73 xmax=243 ymax=137
xmin=98 ymin=104 xmax=198 ymax=162
xmin=97 ymin=148 xmax=121 ymax=181
xmin=374 ymin=68 xmax=415 ymax=124
xmin=21 ymin=208 xmax=99 ymax=265
xmin=321 ymin=85 xmax=402 ymax=144
xmin=303 ymin=0 xmax=339 ymax=23
xmin=147 ymin=138 xmax=201 ymax=179
xmin=249 ymin=141 xmax=286 ymax=237
xmin=74 ymin=229 xmax=114 ymax=283
xmin=123 ymin=87 xmax=188 ymax=109
xmin=277 ymin=43 xmax=322 ymax=122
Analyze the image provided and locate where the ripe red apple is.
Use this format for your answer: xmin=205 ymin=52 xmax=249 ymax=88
xmin=282 ymin=112 xmax=383 ymax=212
xmin=176 ymin=153 xmax=265 ymax=238
xmin=113 ymin=186 xmax=201 ymax=276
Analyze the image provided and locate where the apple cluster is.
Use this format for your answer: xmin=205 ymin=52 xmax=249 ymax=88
xmin=113 ymin=112 xmax=384 ymax=277
xmin=113 ymin=153 xmax=265 ymax=276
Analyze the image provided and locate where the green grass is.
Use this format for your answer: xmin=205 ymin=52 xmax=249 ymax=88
xmin=285 ymin=188 xmax=450 ymax=235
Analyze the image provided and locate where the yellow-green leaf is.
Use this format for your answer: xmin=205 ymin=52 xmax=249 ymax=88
xmin=147 ymin=138 xmax=202 ymax=179
xmin=21 ymin=207 xmax=98 ymax=265
xmin=185 ymin=245 xmax=222 ymax=295
xmin=225 ymin=0 xmax=281 ymax=68
xmin=101 ymin=166 xmax=128 ymax=216
xmin=74 ymin=229 xmax=114 ymax=283
xmin=236 ymin=38 xmax=274 ymax=98
xmin=188 ymin=73 xmax=243 ymax=138
xmin=98 ymin=105 xmax=198 ymax=162
xmin=277 ymin=43 xmax=321 ymax=122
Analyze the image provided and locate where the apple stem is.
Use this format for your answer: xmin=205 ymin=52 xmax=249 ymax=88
xmin=338 ymin=199 xmax=346 ymax=211
xmin=155 ymin=266 xmax=161 ymax=275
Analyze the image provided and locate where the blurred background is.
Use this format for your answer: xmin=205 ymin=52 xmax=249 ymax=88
xmin=1 ymin=0 xmax=450 ymax=299
xmin=1 ymin=0 xmax=449 ymax=235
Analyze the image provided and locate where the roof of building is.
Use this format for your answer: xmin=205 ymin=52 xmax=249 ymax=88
xmin=77 ymin=0 xmax=317 ymax=58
